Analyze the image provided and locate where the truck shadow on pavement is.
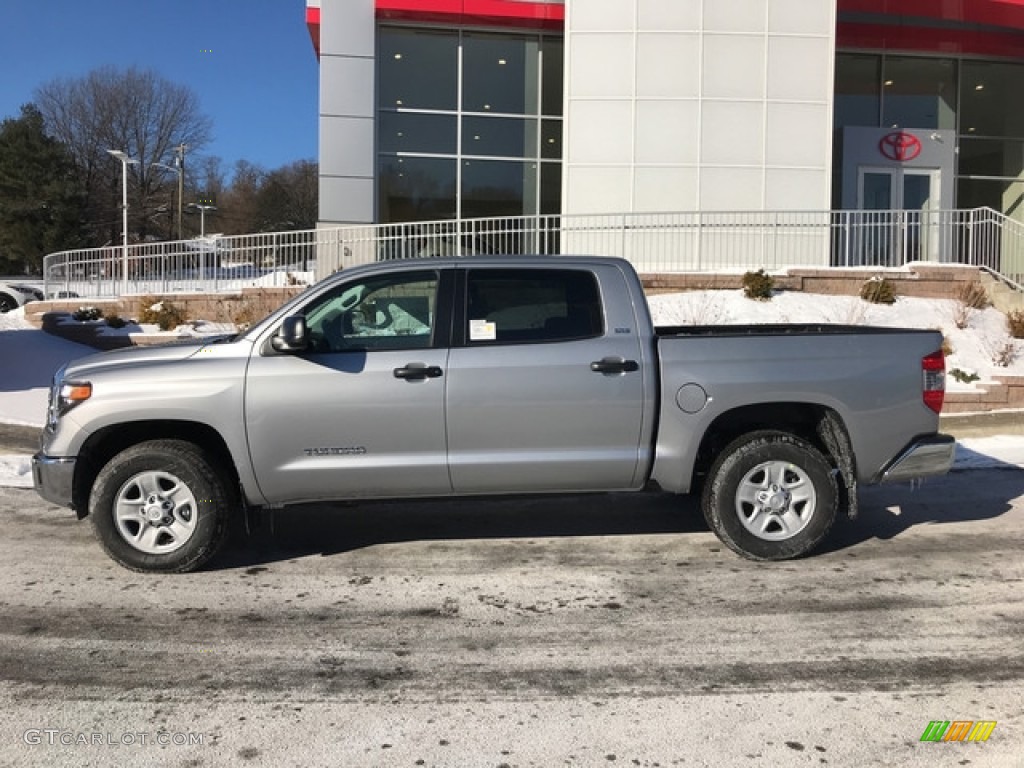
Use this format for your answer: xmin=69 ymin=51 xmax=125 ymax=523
xmin=822 ymin=450 xmax=1024 ymax=553
xmin=216 ymin=492 xmax=711 ymax=569
xmin=214 ymin=451 xmax=1024 ymax=569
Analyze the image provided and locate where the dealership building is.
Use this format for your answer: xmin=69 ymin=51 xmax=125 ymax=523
xmin=304 ymin=0 xmax=1024 ymax=262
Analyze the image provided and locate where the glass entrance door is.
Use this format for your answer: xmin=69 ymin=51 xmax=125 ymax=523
xmin=856 ymin=167 xmax=940 ymax=264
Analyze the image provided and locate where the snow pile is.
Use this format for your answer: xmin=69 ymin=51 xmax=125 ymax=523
xmin=647 ymin=290 xmax=1023 ymax=389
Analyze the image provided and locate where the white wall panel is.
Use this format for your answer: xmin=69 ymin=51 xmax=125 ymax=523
xmin=635 ymin=101 xmax=700 ymax=164
xmin=319 ymin=176 xmax=374 ymax=225
xmin=319 ymin=0 xmax=374 ymax=57
xmin=765 ymin=103 xmax=829 ymax=167
xmin=701 ymin=35 xmax=766 ymax=100
xmin=702 ymin=0 xmax=766 ymax=34
xmin=700 ymin=167 xmax=764 ymax=209
xmin=567 ymin=101 xmax=634 ymax=164
xmin=765 ymin=168 xmax=828 ymax=209
xmin=767 ymin=37 xmax=833 ymax=101
xmin=320 ymin=56 xmax=375 ymax=118
xmin=701 ymin=102 xmax=765 ymax=166
xmin=768 ymin=0 xmax=833 ymax=35
xmin=636 ymin=34 xmax=701 ymax=99
xmin=565 ymin=166 xmax=633 ymax=212
xmin=637 ymin=0 xmax=701 ymax=31
xmin=569 ymin=34 xmax=635 ymax=100
xmin=569 ymin=0 xmax=636 ymax=31
xmin=320 ymin=116 xmax=375 ymax=177
xmin=634 ymin=167 xmax=699 ymax=212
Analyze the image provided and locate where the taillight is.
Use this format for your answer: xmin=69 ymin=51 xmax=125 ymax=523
xmin=922 ymin=350 xmax=945 ymax=414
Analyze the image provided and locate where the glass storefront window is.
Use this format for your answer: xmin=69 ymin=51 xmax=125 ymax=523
xmin=541 ymin=38 xmax=563 ymax=117
xmin=960 ymin=61 xmax=1024 ymax=139
xmin=378 ymin=29 xmax=458 ymax=111
xmin=540 ymin=162 xmax=561 ymax=215
xmin=461 ymin=159 xmax=536 ymax=219
xmin=379 ymin=112 xmax=457 ymax=155
xmin=957 ymin=177 xmax=1024 ymax=218
xmin=541 ymin=120 xmax=562 ymax=160
xmin=834 ymin=53 xmax=880 ymax=130
xmin=464 ymin=33 xmax=539 ymax=115
xmin=463 ymin=116 xmax=537 ymax=157
xmin=378 ymin=157 xmax=457 ymax=223
xmin=881 ymin=57 xmax=957 ymax=130
xmin=959 ymin=138 xmax=1024 ymax=179
xmin=377 ymin=26 xmax=562 ymax=224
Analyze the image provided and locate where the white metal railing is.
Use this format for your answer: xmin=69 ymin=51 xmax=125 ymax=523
xmin=41 ymin=207 xmax=1024 ymax=299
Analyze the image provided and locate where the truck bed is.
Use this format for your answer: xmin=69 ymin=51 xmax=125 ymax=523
xmin=656 ymin=324 xmax=935 ymax=338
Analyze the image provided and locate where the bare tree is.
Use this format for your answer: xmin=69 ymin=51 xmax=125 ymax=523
xmin=258 ymin=159 xmax=318 ymax=231
xmin=34 ymin=66 xmax=212 ymax=245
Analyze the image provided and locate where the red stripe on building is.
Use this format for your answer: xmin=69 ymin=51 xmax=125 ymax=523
xmin=839 ymin=0 xmax=1024 ymax=30
xmin=306 ymin=6 xmax=322 ymax=58
xmin=376 ymin=0 xmax=565 ymax=30
xmin=837 ymin=21 xmax=1024 ymax=57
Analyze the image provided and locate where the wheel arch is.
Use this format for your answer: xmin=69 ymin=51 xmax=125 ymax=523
xmin=72 ymin=420 xmax=241 ymax=517
xmin=693 ymin=402 xmax=858 ymax=518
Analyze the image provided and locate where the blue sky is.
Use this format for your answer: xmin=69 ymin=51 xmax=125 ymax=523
xmin=0 ymin=0 xmax=318 ymax=173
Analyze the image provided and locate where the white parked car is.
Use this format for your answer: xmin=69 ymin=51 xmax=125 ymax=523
xmin=0 ymin=282 xmax=44 ymax=313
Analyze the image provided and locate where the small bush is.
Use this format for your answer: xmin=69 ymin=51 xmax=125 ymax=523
xmin=952 ymin=302 xmax=973 ymax=330
xmin=955 ymin=281 xmax=990 ymax=310
xmin=73 ymin=306 xmax=103 ymax=322
xmin=742 ymin=269 xmax=775 ymax=300
xmin=139 ymin=298 xmax=187 ymax=331
xmin=949 ymin=368 xmax=980 ymax=384
xmin=233 ymin=305 xmax=256 ymax=329
xmin=1007 ymin=309 xmax=1024 ymax=339
xmin=941 ymin=335 xmax=954 ymax=357
xmin=105 ymin=315 xmax=127 ymax=329
xmin=860 ymin=276 xmax=896 ymax=305
xmin=992 ymin=339 xmax=1017 ymax=367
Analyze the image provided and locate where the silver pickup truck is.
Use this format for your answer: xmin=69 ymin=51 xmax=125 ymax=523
xmin=33 ymin=256 xmax=955 ymax=572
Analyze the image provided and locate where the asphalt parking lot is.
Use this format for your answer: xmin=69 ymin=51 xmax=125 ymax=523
xmin=1 ymin=446 xmax=1022 ymax=767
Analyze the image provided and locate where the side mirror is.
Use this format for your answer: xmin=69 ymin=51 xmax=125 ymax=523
xmin=271 ymin=315 xmax=309 ymax=353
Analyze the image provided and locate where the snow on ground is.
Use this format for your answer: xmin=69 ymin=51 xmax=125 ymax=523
xmin=647 ymin=289 xmax=1024 ymax=389
xmin=1 ymin=289 xmax=1024 ymax=489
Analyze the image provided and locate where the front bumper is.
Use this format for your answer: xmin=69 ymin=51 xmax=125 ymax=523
xmin=32 ymin=453 xmax=76 ymax=508
xmin=878 ymin=434 xmax=956 ymax=483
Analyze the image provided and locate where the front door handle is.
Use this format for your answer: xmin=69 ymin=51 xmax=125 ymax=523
xmin=590 ymin=357 xmax=639 ymax=374
xmin=394 ymin=364 xmax=444 ymax=380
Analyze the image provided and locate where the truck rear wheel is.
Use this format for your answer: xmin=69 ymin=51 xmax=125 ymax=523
xmin=89 ymin=439 xmax=234 ymax=573
xmin=702 ymin=431 xmax=837 ymax=561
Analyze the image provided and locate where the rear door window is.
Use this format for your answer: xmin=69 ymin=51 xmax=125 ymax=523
xmin=465 ymin=269 xmax=603 ymax=344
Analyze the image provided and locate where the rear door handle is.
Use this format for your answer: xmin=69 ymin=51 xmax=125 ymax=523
xmin=590 ymin=358 xmax=639 ymax=374
xmin=393 ymin=364 xmax=444 ymax=380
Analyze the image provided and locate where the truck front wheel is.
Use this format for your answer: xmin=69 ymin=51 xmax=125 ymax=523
xmin=89 ymin=440 xmax=234 ymax=573
xmin=702 ymin=431 xmax=837 ymax=561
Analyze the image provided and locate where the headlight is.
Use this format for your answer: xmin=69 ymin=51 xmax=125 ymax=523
xmin=46 ymin=367 xmax=91 ymax=429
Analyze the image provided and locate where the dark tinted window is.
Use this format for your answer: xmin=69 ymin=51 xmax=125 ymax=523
xmin=466 ymin=269 xmax=603 ymax=344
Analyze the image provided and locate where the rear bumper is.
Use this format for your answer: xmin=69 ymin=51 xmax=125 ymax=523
xmin=32 ymin=453 xmax=76 ymax=508
xmin=878 ymin=434 xmax=956 ymax=483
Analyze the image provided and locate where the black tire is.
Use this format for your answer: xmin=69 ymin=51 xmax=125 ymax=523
xmin=0 ymin=293 xmax=17 ymax=313
xmin=702 ymin=431 xmax=837 ymax=561
xmin=89 ymin=439 xmax=235 ymax=573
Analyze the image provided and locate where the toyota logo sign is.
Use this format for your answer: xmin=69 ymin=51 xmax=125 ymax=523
xmin=879 ymin=131 xmax=922 ymax=162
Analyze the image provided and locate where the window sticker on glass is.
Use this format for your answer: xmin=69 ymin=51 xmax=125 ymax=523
xmin=470 ymin=319 xmax=497 ymax=341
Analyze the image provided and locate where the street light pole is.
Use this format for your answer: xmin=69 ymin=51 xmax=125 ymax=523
xmin=107 ymin=149 xmax=139 ymax=296
xmin=150 ymin=162 xmax=184 ymax=239
xmin=190 ymin=203 xmax=217 ymax=236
